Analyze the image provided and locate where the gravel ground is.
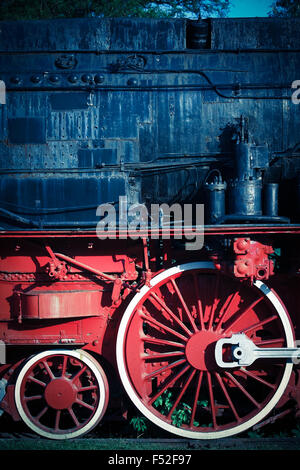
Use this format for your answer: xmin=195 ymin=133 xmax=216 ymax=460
xmin=0 ymin=436 xmax=299 ymax=451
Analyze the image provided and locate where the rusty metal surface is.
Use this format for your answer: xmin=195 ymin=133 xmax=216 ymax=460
xmin=0 ymin=18 xmax=299 ymax=229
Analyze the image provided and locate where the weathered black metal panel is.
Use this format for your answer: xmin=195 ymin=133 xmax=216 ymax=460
xmin=8 ymin=117 xmax=46 ymax=144
xmin=50 ymin=93 xmax=90 ymax=110
xmin=0 ymin=17 xmax=299 ymax=228
xmin=211 ymin=18 xmax=300 ymax=50
xmin=78 ymin=149 xmax=118 ymax=167
xmin=0 ymin=18 xmax=110 ymax=52
xmin=0 ymin=17 xmax=186 ymax=52
xmin=109 ymin=18 xmax=186 ymax=51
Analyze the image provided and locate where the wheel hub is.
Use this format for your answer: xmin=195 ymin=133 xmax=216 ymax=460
xmin=44 ymin=378 xmax=77 ymax=410
xmin=185 ymin=330 xmax=223 ymax=371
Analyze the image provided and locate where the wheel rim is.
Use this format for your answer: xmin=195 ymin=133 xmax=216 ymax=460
xmin=14 ymin=349 xmax=109 ymax=439
xmin=117 ymin=262 xmax=294 ymax=439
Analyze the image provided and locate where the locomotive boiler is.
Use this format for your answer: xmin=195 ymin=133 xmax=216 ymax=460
xmin=0 ymin=16 xmax=300 ymax=440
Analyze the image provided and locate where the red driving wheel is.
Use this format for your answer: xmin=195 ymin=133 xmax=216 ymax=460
xmin=117 ymin=262 xmax=294 ymax=439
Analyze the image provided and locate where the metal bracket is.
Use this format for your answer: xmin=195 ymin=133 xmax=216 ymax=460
xmin=215 ymin=333 xmax=300 ymax=368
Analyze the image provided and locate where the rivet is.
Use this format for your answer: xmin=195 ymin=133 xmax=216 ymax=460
xmin=31 ymin=74 xmax=42 ymax=84
xmin=10 ymin=76 xmax=21 ymax=84
xmin=127 ymin=78 xmax=138 ymax=86
xmin=68 ymin=74 xmax=79 ymax=83
xmin=49 ymin=74 xmax=60 ymax=83
xmin=94 ymin=74 xmax=105 ymax=84
xmin=82 ymin=74 xmax=93 ymax=83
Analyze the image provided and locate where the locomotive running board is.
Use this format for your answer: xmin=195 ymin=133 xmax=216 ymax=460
xmin=215 ymin=333 xmax=300 ymax=368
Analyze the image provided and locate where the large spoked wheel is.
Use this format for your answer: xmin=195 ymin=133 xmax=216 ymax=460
xmin=14 ymin=349 xmax=109 ymax=439
xmin=117 ymin=262 xmax=294 ymax=439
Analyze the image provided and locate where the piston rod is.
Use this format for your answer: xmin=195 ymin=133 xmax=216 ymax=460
xmin=215 ymin=334 xmax=300 ymax=368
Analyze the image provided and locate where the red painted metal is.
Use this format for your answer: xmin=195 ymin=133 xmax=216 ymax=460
xmin=54 ymin=252 xmax=116 ymax=281
xmin=20 ymin=289 xmax=102 ymax=319
xmin=185 ymin=330 xmax=225 ymax=370
xmin=233 ymin=238 xmax=274 ymax=280
xmin=0 ymin=317 xmax=106 ymax=346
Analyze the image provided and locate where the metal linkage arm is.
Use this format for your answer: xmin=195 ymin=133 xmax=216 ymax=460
xmin=215 ymin=333 xmax=300 ymax=368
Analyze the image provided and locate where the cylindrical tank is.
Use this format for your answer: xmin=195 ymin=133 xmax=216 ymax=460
xmin=263 ymin=183 xmax=279 ymax=217
xmin=204 ymin=170 xmax=227 ymax=224
xmin=235 ymin=142 xmax=255 ymax=180
xmin=229 ymin=178 xmax=262 ymax=216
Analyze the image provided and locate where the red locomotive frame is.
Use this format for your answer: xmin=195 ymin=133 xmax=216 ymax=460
xmin=1 ymin=225 xmax=300 ymax=439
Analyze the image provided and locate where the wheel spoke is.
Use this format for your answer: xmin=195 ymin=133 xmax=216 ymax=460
xmin=139 ymin=310 xmax=189 ymax=342
xmin=149 ymin=291 xmax=193 ymax=336
xmin=77 ymin=385 xmax=98 ymax=392
xmin=225 ymin=371 xmax=260 ymax=408
xmin=141 ymin=335 xmax=186 ymax=349
xmin=144 ymin=358 xmax=187 ymax=381
xmin=148 ymin=364 xmax=191 ymax=406
xmin=167 ymin=369 xmax=196 ymax=419
xmin=240 ymin=368 xmax=276 ymax=389
xmin=35 ymin=406 xmax=49 ymax=421
xmin=169 ymin=278 xmax=198 ymax=332
xmin=68 ymin=407 xmax=80 ymax=427
xmin=240 ymin=314 xmax=278 ymax=334
xmin=71 ymin=365 xmax=87 ymax=383
xmin=28 ymin=375 xmax=47 ymax=387
xmin=41 ymin=360 xmax=55 ymax=379
xmin=215 ymin=291 xmax=240 ymax=332
xmin=254 ymin=338 xmax=285 ymax=347
xmin=61 ymin=355 xmax=68 ymax=377
xmin=207 ymin=371 xmax=217 ymax=428
xmin=141 ymin=351 xmax=186 ymax=361
xmin=222 ymin=296 xmax=264 ymax=334
xmin=54 ymin=410 xmax=61 ymax=431
xmin=193 ymin=273 xmax=205 ymax=329
xmin=190 ymin=370 xmax=203 ymax=427
xmin=76 ymin=398 xmax=96 ymax=411
xmin=208 ymin=274 xmax=220 ymax=330
xmin=214 ymin=372 xmax=240 ymax=422
xmin=24 ymin=394 xmax=43 ymax=401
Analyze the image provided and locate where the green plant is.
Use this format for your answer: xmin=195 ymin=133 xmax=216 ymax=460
xmin=154 ymin=390 xmax=173 ymax=415
xmin=130 ymin=416 xmax=148 ymax=436
xmin=171 ymin=403 xmax=192 ymax=428
xmin=154 ymin=390 xmax=210 ymax=428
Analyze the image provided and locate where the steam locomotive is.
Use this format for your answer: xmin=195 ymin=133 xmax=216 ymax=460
xmin=0 ymin=16 xmax=300 ymax=440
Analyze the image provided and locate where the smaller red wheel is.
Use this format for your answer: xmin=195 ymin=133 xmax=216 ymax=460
xmin=14 ymin=349 xmax=109 ymax=439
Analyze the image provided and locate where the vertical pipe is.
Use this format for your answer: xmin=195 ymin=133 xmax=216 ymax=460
xmin=263 ymin=183 xmax=279 ymax=217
